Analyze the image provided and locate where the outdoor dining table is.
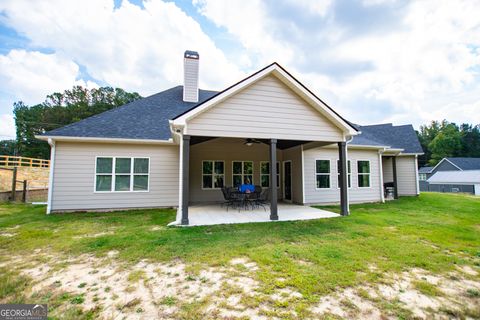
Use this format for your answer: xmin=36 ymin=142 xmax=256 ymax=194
xmin=229 ymin=189 xmax=260 ymax=210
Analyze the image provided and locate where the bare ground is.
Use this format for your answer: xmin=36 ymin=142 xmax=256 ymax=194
xmin=1 ymin=251 xmax=479 ymax=319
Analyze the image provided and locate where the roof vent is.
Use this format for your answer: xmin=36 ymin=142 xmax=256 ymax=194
xmin=183 ymin=50 xmax=199 ymax=103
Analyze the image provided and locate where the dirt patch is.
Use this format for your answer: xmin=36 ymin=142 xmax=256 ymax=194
xmin=311 ymin=267 xmax=480 ymax=319
xmin=3 ymin=252 xmax=480 ymax=320
xmin=7 ymin=254 xmax=269 ymax=319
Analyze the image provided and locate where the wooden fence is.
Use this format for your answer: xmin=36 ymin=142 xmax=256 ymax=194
xmin=0 ymin=155 xmax=50 ymax=168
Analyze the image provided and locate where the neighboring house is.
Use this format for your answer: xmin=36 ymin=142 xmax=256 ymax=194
xmin=427 ymin=170 xmax=480 ymax=196
xmin=37 ymin=51 xmax=423 ymax=225
xmin=418 ymin=166 xmax=434 ymax=191
xmin=419 ymin=157 xmax=480 ymax=192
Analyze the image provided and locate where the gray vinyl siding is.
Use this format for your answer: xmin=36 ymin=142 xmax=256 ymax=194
xmin=419 ymin=180 xmax=429 ymax=191
xmin=282 ymin=146 xmax=303 ymax=204
xmin=396 ymin=156 xmax=418 ymax=196
xmin=189 ymin=138 xmax=283 ymax=203
xmin=303 ymin=147 xmax=382 ymax=204
xmin=428 ymin=184 xmax=474 ymax=194
xmin=382 ymin=157 xmax=394 ymax=183
xmin=186 ymin=75 xmax=344 ymax=141
xmin=51 ymin=142 xmax=179 ymax=211
xmin=435 ymin=160 xmax=461 ymax=172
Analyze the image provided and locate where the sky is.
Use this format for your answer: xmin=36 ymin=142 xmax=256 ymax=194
xmin=0 ymin=0 xmax=479 ymax=139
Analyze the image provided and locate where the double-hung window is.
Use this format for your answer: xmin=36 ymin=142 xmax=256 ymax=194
xmin=260 ymin=161 xmax=280 ymax=188
xmin=419 ymin=173 xmax=427 ymax=181
xmin=202 ymin=161 xmax=224 ymax=189
xmin=232 ymin=161 xmax=253 ymax=187
xmin=315 ymin=160 xmax=330 ymax=189
xmin=95 ymin=157 xmax=149 ymax=192
xmin=337 ymin=160 xmax=351 ymax=188
xmin=357 ymin=160 xmax=371 ymax=188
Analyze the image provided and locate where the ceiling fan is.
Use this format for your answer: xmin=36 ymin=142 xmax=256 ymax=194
xmin=244 ymin=138 xmax=261 ymax=146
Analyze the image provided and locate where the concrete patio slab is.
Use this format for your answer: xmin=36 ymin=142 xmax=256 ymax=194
xmin=169 ymin=203 xmax=339 ymax=226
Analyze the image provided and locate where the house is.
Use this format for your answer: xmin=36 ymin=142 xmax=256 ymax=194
xmin=418 ymin=166 xmax=434 ymax=191
xmin=419 ymin=157 xmax=480 ymax=192
xmin=427 ymin=170 xmax=480 ymax=195
xmin=37 ymin=51 xmax=423 ymax=225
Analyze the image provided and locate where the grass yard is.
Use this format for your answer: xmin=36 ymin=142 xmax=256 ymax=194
xmin=0 ymin=193 xmax=479 ymax=319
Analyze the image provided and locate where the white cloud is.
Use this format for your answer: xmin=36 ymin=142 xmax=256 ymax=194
xmin=193 ymin=0 xmax=296 ymax=66
xmin=284 ymin=0 xmax=332 ymax=17
xmin=0 ymin=113 xmax=15 ymax=139
xmin=0 ymin=50 xmax=90 ymax=105
xmin=0 ymin=0 xmax=243 ymax=95
xmin=193 ymin=0 xmax=480 ymax=127
xmin=0 ymin=0 xmax=479 ymax=131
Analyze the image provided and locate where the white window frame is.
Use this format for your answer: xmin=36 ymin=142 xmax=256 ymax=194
xmin=94 ymin=156 xmax=150 ymax=193
xmin=260 ymin=161 xmax=280 ymax=188
xmin=201 ymin=160 xmax=225 ymax=190
xmin=357 ymin=159 xmax=371 ymax=188
xmin=419 ymin=173 xmax=427 ymax=181
xmin=315 ymin=159 xmax=331 ymax=189
xmin=232 ymin=161 xmax=254 ymax=187
xmin=336 ymin=159 xmax=352 ymax=189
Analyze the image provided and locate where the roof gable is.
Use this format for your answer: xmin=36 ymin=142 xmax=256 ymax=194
xmin=172 ymin=63 xmax=358 ymax=136
xmin=184 ymin=75 xmax=345 ymax=141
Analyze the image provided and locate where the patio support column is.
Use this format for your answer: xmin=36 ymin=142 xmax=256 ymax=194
xmin=270 ymin=139 xmax=278 ymax=220
xmin=181 ymin=135 xmax=190 ymax=225
xmin=392 ymin=156 xmax=399 ymax=199
xmin=338 ymin=141 xmax=350 ymax=216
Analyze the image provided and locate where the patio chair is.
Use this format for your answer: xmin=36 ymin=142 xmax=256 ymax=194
xmin=221 ymin=187 xmax=235 ymax=211
xmin=255 ymin=188 xmax=270 ymax=211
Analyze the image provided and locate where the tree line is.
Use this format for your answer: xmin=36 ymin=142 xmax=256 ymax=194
xmin=1 ymin=86 xmax=479 ymax=167
xmin=1 ymin=86 xmax=141 ymax=159
xmin=417 ymin=120 xmax=480 ymax=167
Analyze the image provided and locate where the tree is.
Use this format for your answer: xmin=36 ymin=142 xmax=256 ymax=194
xmin=417 ymin=120 xmax=441 ymax=167
xmin=13 ymin=86 xmax=141 ymax=159
xmin=459 ymin=123 xmax=480 ymax=157
xmin=0 ymin=140 xmax=18 ymax=156
xmin=428 ymin=122 xmax=462 ymax=166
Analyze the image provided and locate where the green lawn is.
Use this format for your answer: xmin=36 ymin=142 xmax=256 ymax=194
xmin=0 ymin=192 xmax=479 ymax=318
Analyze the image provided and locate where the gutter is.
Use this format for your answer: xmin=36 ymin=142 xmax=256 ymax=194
xmin=35 ymin=135 xmax=175 ymax=145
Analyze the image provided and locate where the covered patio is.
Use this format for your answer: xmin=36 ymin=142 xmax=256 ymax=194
xmin=170 ymin=203 xmax=339 ymax=226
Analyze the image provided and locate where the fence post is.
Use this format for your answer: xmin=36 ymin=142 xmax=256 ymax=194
xmin=22 ymin=180 xmax=27 ymax=203
xmin=11 ymin=167 xmax=17 ymax=201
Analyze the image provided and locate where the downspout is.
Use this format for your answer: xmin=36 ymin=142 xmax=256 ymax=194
xmin=414 ymin=154 xmax=420 ymax=196
xmin=169 ymin=122 xmax=184 ymax=225
xmin=46 ymin=138 xmax=56 ymax=214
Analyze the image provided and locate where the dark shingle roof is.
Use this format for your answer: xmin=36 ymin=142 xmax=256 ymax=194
xmin=350 ymin=123 xmax=423 ymax=154
xmin=42 ymin=86 xmax=423 ymax=154
xmin=42 ymin=86 xmax=218 ymax=140
xmin=445 ymin=157 xmax=480 ymax=170
xmin=418 ymin=166 xmax=433 ymax=174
